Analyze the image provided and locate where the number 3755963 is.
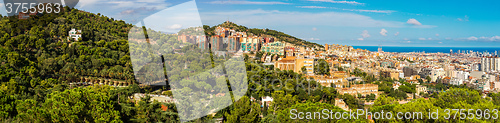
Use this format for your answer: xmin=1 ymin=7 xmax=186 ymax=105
xmin=5 ymin=3 xmax=61 ymax=14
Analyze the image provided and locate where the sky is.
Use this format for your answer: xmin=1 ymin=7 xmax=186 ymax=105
xmin=1 ymin=0 xmax=500 ymax=47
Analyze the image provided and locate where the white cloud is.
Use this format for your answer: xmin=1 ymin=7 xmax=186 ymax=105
xmin=436 ymin=34 xmax=440 ymax=37
xmin=394 ymin=32 xmax=400 ymax=36
xmin=312 ymin=27 xmax=317 ymax=31
xmin=361 ymin=30 xmax=370 ymax=38
xmin=457 ymin=36 xmax=500 ymax=42
xmin=357 ymin=38 xmax=364 ymax=41
xmin=342 ymin=9 xmax=396 ymax=14
xmin=120 ymin=7 xmax=158 ymax=15
xmin=202 ymin=9 xmax=406 ymax=28
xmin=308 ymin=0 xmax=364 ymax=5
xmin=445 ymin=37 xmax=452 ymax=40
xmin=103 ymin=0 xmax=169 ymax=10
xmin=467 ymin=36 xmax=478 ymax=41
xmin=208 ymin=0 xmax=290 ymax=5
xmin=479 ymin=36 xmax=500 ymax=41
xmin=136 ymin=1 xmax=203 ymax=33
xmin=403 ymin=38 xmax=409 ymax=40
xmin=406 ymin=18 xmax=436 ymax=28
xmin=379 ymin=29 xmax=388 ymax=36
xmin=439 ymin=42 xmax=443 ymax=44
xmin=457 ymin=15 xmax=469 ymax=21
xmin=296 ymin=6 xmax=396 ymax=14
xmin=76 ymin=0 xmax=172 ymax=22
xmin=297 ymin=6 xmax=328 ymax=9
xmin=165 ymin=24 xmax=183 ymax=30
xmin=418 ymin=38 xmax=427 ymax=40
xmin=308 ymin=38 xmax=321 ymax=40
xmin=428 ymin=38 xmax=432 ymax=40
xmin=407 ymin=18 xmax=422 ymax=25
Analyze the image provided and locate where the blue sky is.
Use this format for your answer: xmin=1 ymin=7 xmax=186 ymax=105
xmin=1 ymin=0 xmax=500 ymax=47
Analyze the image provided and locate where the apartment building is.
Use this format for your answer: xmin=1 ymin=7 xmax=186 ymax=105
xmin=380 ymin=69 xmax=400 ymax=80
xmin=197 ymin=36 xmax=209 ymax=50
xmin=295 ymin=58 xmax=315 ymax=76
xmin=313 ymin=75 xmax=347 ymax=88
xmin=481 ymin=57 xmax=500 ymax=72
xmin=337 ymin=84 xmax=379 ymax=98
xmin=261 ymin=41 xmax=286 ymax=55
xmin=226 ymin=36 xmax=241 ymax=52
xmin=240 ymin=37 xmax=260 ymax=52
xmin=210 ymin=36 xmax=224 ymax=51
xmin=416 ymin=85 xmax=427 ymax=95
xmin=274 ymin=57 xmax=296 ymax=71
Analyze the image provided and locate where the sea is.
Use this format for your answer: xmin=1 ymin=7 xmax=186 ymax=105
xmin=352 ymin=46 xmax=500 ymax=53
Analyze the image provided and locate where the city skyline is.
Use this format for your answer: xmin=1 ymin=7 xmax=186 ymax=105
xmin=1 ymin=0 xmax=500 ymax=47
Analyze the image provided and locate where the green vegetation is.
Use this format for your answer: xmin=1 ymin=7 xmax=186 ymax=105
xmin=372 ymin=88 xmax=499 ymax=122
xmin=314 ymin=59 xmax=330 ymax=75
xmin=0 ymin=7 xmax=187 ymax=122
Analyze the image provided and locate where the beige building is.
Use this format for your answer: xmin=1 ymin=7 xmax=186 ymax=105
xmin=313 ymin=75 xmax=348 ymax=88
xmin=416 ymin=85 xmax=427 ymax=95
xmin=294 ymin=58 xmax=315 ymax=76
xmin=337 ymin=84 xmax=379 ymax=98
xmin=380 ymin=69 xmax=400 ymax=80
xmin=274 ymin=57 xmax=296 ymax=71
xmin=274 ymin=57 xmax=315 ymax=76
xmin=335 ymin=98 xmax=350 ymax=111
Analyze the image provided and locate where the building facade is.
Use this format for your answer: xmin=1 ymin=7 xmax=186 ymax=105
xmin=481 ymin=57 xmax=500 ymax=72
xmin=68 ymin=28 xmax=82 ymax=41
xmin=294 ymin=58 xmax=314 ymax=76
xmin=240 ymin=37 xmax=260 ymax=52
xmin=337 ymin=84 xmax=379 ymax=98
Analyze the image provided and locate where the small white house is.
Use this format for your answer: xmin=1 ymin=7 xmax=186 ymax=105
xmin=261 ymin=96 xmax=273 ymax=107
xmin=68 ymin=28 xmax=82 ymax=41
xmin=393 ymin=81 xmax=403 ymax=90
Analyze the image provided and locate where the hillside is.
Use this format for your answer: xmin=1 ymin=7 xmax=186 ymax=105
xmin=203 ymin=21 xmax=323 ymax=48
xmin=0 ymin=7 xmax=174 ymax=122
xmin=0 ymin=7 xmax=331 ymax=122
xmin=0 ymin=7 xmax=236 ymax=122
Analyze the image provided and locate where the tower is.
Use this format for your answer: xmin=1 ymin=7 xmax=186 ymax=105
xmin=450 ymin=49 xmax=453 ymax=55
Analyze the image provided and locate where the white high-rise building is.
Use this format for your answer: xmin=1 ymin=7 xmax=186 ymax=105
xmin=481 ymin=57 xmax=500 ymax=72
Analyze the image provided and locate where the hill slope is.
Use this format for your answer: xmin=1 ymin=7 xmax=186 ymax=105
xmin=204 ymin=21 xmax=323 ymax=48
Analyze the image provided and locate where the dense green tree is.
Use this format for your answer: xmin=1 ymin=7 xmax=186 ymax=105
xmin=225 ymin=96 xmax=261 ymax=123
xmin=314 ymin=59 xmax=330 ymax=75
